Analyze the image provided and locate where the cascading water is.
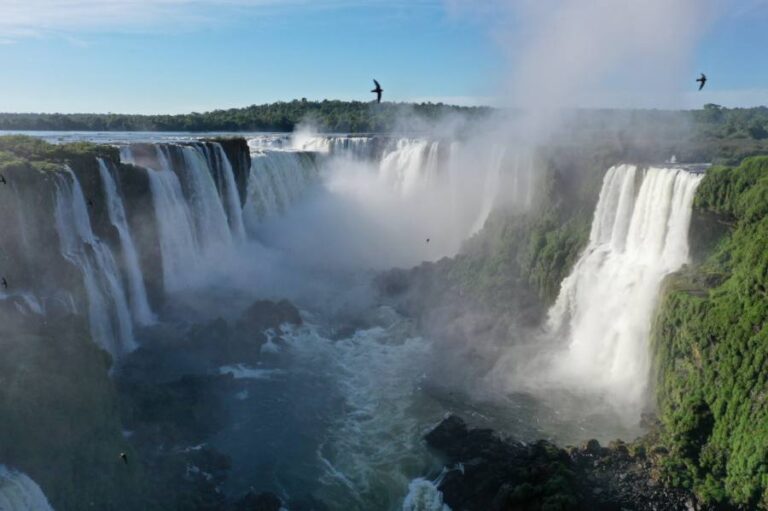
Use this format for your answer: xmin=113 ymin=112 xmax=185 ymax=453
xmin=545 ymin=165 xmax=703 ymax=413
xmin=54 ymin=168 xmax=135 ymax=359
xmin=293 ymin=135 xmax=376 ymax=159
xmin=243 ymin=150 xmax=320 ymax=229
xmin=178 ymin=146 xmax=234 ymax=252
xmin=145 ymin=158 xmax=201 ymax=294
xmin=0 ymin=466 xmax=55 ymax=511
xmin=97 ymin=159 xmax=155 ymax=325
xmin=378 ymin=139 xmax=440 ymax=196
xmin=209 ymin=143 xmax=247 ymax=241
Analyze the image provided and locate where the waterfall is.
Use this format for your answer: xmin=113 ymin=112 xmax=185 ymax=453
xmin=243 ymin=151 xmax=320 ymax=230
xmin=546 ymin=165 xmax=703 ymax=411
xmin=0 ymin=466 xmax=55 ymax=511
xmin=178 ymin=146 xmax=233 ymax=252
xmin=145 ymin=161 xmax=201 ymax=294
xmin=54 ymin=168 xmax=135 ymax=359
xmin=97 ymin=159 xmax=155 ymax=325
xmin=378 ymin=139 xmax=441 ymax=196
xmin=209 ymin=143 xmax=247 ymax=240
xmin=292 ymin=135 xmax=375 ymax=159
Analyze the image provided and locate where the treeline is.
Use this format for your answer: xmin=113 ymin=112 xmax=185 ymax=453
xmin=0 ymin=100 xmax=490 ymax=133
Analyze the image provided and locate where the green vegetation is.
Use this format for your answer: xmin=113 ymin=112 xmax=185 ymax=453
xmin=651 ymin=156 xmax=768 ymax=508
xmin=0 ymin=134 xmax=119 ymax=174
xmin=0 ymin=100 xmax=490 ymax=133
xmin=436 ymin=148 xmax=612 ymax=320
xmin=0 ymin=313 xmax=154 ymax=511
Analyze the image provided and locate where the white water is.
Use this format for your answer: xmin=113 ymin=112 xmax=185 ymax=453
xmin=97 ymin=159 xmax=155 ymax=325
xmin=0 ymin=466 xmax=55 ymax=511
xmin=402 ymin=478 xmax=450 ymax=511
xmin=378 ymin=139 xmax=440 ymax=196
xmin=545 ymin=165 xmax=703 ymax=413
xmin=145 ymin=160 xmax=201 ymax=294
xmin=270 ymin=311 xmax=442 ymax=510
xmin=54 ymin=169 xmax=135 ymax=358
xmin=178 ymin=146 xmax=234 ymax=253
xmin=243 ymin=151 xmax=319 ymax=228
xmin=293 ymin=134 xmax=374 ymax=159
xmin=211 ymin=143 xmax=247 ymax=241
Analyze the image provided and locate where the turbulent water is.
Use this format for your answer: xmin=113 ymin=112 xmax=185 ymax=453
xmin=546 ymin=165 xmax=703 ymax=414
xmin=1 ymin=130 xmax=708 ymax=510
xmin=0 ymin=466 xmax=54 ymax=511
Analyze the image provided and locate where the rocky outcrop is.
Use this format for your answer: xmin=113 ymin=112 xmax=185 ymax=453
xmin=236 ymin=299 xmax=302 ymax=333
xmin=425 ymin=416 xmax=720 ymax=511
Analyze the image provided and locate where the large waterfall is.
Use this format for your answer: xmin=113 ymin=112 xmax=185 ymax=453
xmin=97 ymin=159 xmax=155 ymax=325
xmin=177 ymin=146 xmax=234 ymax=252
xmin=243 ymin=150 xmax=320 ymax=229
xmin=0 ymin=466 xmax=55 ymax=511
xmin=144 ymin=153 xmax=202 ymax=294
xmin=546 ymin=165 xmax=703 ymax=412
xmin=54 ymin=168 xmax=136 ymax=359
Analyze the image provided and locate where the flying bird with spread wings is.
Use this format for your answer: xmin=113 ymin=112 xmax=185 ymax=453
xmin=371 ymin=79 xmax=383 ymax=103
xmin=696 ymin=73 xmax=707 ymax=91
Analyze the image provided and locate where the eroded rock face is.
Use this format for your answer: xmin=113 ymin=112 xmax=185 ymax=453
xmin=424 ymin=416 xmax=718 ymax=511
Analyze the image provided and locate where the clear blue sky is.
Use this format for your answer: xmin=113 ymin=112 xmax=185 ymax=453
xmin=0 ymin=0 xmax=766 ymax=114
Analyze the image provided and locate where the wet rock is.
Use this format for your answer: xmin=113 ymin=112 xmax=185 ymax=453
xmin=237 ymin=299 xmax=302 ymax=332
xmin=423 ymin=415 xmax=711 ymax=511
xmin=233 ymin=491 xmax=282 ymax=511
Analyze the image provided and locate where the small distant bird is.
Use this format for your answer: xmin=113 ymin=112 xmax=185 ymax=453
xmin=696 ymin=73 xmax=707 ymax=91
xmin=426 ymin=238 xmax=430 ymax=243
xmin=120 ymin=452 xmax=128 ymax=465
xmin=371 ymin=79 xmax=383 ymax=104
xmin=1 ymin=278 xmax=7 ymax=290
xmin=86 ymin=199 xmax=94 ymax=207
xmin=0 ymin=175 xmax=6 ymax=184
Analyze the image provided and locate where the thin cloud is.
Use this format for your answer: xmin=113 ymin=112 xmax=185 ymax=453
xmin=0 ymin=0 xmax=437 ymax=39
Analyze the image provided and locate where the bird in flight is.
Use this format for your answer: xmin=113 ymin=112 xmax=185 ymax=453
xmin=696 ymin=73 xmax=707 ymax=91
xmin=120 ymin=452 xmax=128 ymax=465
xmin=371 ymin=79 xmax=383 ymax=103
xmin=1 ymin=278 xmax=7 ymax=290
xmin=87 ymin=199 xmax=94 ymax=207
xmin=0 ymin=175 xmax=6 ymax=184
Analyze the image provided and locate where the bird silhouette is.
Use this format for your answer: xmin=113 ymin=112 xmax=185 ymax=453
xmin=120 ymin=452 xmax=128 ymax=465
xmin=1 ymin=278 xmax=7 ymax=290
xmin=0 ymin=175 xmax=6 ymax=184
xmin=371 ymin=79 xmax=383 ymax=103
xmin=86 ymin=199 xmax=94 ymax=207
xmin=426 ymin=238 xmax=430 ymax=243
xmin=696 ymin=73 xmax=707 ymax=91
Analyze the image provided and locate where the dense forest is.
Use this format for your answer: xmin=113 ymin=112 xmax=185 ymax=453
xmin=1 ymin=100 xmax=768 ymax=145
xmin=0 ymin=100 xmax=490 ymax=133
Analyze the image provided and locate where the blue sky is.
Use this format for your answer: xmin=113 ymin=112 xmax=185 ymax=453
xmin=0 ymin=0 xmax=766 ymax=113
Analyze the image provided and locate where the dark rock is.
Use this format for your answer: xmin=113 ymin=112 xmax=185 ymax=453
xmin=233 ymin=491 xmax=282 ymax=511
xmin=582 ymin=438 xmax=604 ymax=456
xmin=290 ymin=494 xmax=330 ymax=511
xmin=237 ymin=299 xmax=302 ymax=333
xmin=423 ymin=415 xmax=712 ymax=511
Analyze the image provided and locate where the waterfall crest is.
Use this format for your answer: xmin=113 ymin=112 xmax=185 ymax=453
xmin=546 ymin=165 xmax=703 ymax=412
